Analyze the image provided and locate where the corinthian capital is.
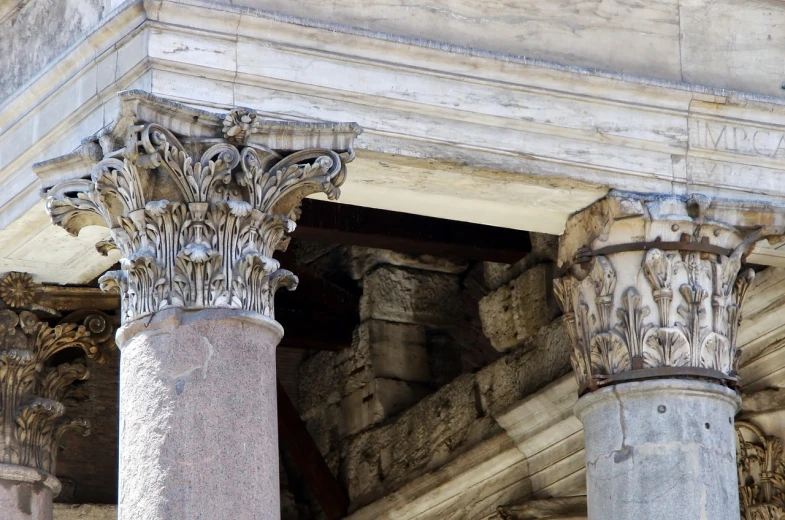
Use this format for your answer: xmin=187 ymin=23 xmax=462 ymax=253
xmin=35 ymin=91 xmax=361 ymax=324
xmin=0 ymin=272 xmax=116 ymax=482
xmin=555 ymin=191 xmax=785 ymax=393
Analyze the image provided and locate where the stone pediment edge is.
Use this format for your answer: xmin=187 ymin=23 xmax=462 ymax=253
xmin=6 ymin=0 xmax=785 ymax=242
xmin=5 ymin=0 xmax=785 ymax=139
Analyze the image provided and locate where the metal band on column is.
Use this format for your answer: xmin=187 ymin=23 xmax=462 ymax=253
xmin=556 ymin=191 xmax=785 ymax=520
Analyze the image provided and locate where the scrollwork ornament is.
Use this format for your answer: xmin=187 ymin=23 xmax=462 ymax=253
xmin=45 ymin=113 xmax=356 ymax=324
xmin=554 ymin=192 xmax=771 ymax=391
xmin=0 ymin=309 xmax=113 ymax=475
xmin=737 ymin=421 xmax=785 ymax=520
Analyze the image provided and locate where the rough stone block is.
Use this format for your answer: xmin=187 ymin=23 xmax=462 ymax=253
xmin=479 ymin=263 xmax=556 ymax=352
xmin=348 ymin=246 xmax=468 ymax=280
xmin=360 ymin=266 xmax=462 ymax=326
xmin=303 ymin=401 xmax=342 ymax=455
xmin=54 ymin=504 xmax=117 ymax=520
xmin=341 ymin=378 xmax=431 ymax=436
xmin=482 ymin=233 xmax=558 ymax=291
xmin=299 ymin=350 xmax=340 ymax=415
xmin=343 ymin=373 xmax=498 ymax=503
xmin=356 ymin=320 xmax=431 ymax=383
xmin=341 ymin=318 xmax=571 ymax=506
xmin=476 ymin=318 xmax=571 ymax=416
xmin=291 ymin=240 xmax=339 ymax=265
xmin=300 ymin=321 xmax=431 ymax=415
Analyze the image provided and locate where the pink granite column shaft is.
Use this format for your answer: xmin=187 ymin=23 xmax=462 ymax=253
xmin=116 ymin=308 xmax=283 ymax=520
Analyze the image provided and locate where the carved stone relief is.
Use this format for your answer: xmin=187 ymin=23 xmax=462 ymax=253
xmin=555 ymin=192 xmax=785 ymax=392
xmin=0 ymin=272 xmax=115 ymax=476
xmin=40 ymin=92 xmax=360 ymax=324
xmin=737 ymin=421 xmax=785 ymax=520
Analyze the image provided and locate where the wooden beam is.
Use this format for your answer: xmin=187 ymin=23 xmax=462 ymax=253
xmin=293 ymin=199 xmax=532 ymax=264
xmin=277 ymin=379 xmax=349 ymax=519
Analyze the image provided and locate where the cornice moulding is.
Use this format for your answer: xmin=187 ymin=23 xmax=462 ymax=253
xmin=6 ymin=0 xmax=785 ymax=284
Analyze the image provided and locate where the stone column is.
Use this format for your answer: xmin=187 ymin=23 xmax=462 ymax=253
xmin=37 ymin=92 xmax=360 ymax=519
xmin=0 ymin=272 xmax=112 ymax=520
xmin=554 ymin=192 xmax=785 ymax=520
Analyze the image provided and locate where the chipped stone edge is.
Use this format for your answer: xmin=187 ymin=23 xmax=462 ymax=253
xmin=0 ymin=463 xmax=62 ymax=495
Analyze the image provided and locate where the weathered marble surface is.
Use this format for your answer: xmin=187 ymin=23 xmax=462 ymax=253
xmin=577 ymin=380 xmax=741 ymax=520
xmin=0 ymin=471 xmax=56 ymax=520
xmin=195 ymin=0 xmax=785 ymax=98
xmin=0 ymin=0 xmax=110 ymax=102
xmin=6 ymin=0 xmax=785 ymax=286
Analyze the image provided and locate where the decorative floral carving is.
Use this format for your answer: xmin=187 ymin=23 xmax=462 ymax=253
xmin=616 ymin=287 xmax=650 ymax=369
xmin=45 ymin=115 xmax=356 ymax=323
xmin=589 ymin=333 xmax=630 ymax=375
xmin=643 ymin=249 xmax=673 ymax=327
xmin=590 ymin=257 xmax=616 ymax=331
xmin=737 ymin=421 xmax=785 ymax=520
xmin=222 ymin=108 xmax=259 ymax=143
xmin=0 ymin=272 xmax=35 ymax=308
xmin=642 ymin=328 xmax=689 ymax=368
xmin=0 ymin=309 xmax=112 ymax=475
xmin=555 ymin=193 xmax=773 ymax=391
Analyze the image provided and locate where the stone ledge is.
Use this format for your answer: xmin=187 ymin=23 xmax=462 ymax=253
xmin=479 ymin=264 xmax=558 ymax=352
xmin=343 ymin=317 xmax=572 ymax=512
xmin=359 ymin=266 xmax=463 ymax=326
xmin=54 ymin=504 xmax=116 ymax=520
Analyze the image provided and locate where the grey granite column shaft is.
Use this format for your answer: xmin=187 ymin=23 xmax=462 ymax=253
xmin=0 ymin=465 xmax=60 ymax=520
xmin=116 ymin=308 xmax=283 ymax=520
xmin=574 ymin=379 xmax=740 ymax=520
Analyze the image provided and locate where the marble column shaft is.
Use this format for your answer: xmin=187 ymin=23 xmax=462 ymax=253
xmin=0 ymin=465 xmax=59 ymax=520
xmin=555 ymin=191 xmax=785 ymax=520
xmin=37 ymin=92 xmax=361 ymax=519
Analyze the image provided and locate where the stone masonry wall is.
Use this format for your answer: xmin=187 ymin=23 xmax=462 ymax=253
xmin=295 ymin=234 xmax=570 ymax=514
xmin=299 ymin=246 xmax=467 ymax=458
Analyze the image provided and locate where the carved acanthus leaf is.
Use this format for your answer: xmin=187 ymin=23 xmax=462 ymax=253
xmin=589 ymin=333 xmax=629 ymax=375
xmin=554 ymin=192 xmax=775 ymax=390
xmin=643 ymin=249 xmax=674 ymax=327
xmin=0 ymin=290 xmax=116 ymax=475
xmin=590 ymin=256 xmax=616 ymax=331
xmin=642 ymin=328 xmax=689 ymax=368
xmin=737 ymin=421 xmax=785 ymax=520
xmin=45 ymin=115 xmax=355 ymax=324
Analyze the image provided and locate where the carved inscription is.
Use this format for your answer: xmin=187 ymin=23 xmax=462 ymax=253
xmin=687 ymin=159 xmax=785 ymax=192
xmin=690 ymin=120 xmax=785 ymax=159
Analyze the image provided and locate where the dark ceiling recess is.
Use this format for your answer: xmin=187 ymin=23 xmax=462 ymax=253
xmin=274 ymin=263 xmax=359 ymax=351
xmin=293 ymin=199 xmax=532 ymax=264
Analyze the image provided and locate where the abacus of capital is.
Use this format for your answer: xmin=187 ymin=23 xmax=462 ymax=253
xmin=35 ymin=91 xmax=361 ymax=519
xmin=555 ymin=192 xmax=785 ymax=520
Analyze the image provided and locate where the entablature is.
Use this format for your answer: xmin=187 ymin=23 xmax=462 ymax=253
xmin=4 ymin=0 xmax=785 ymax=283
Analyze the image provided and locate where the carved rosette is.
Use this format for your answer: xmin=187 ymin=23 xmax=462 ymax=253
xmin=42 ymin=98 xmax=359 ymax=324
xmin=0 ymin=273 xmax=115 ymax=476
xmin=737 ymin=421 xmax=785 ymax=520
xmin=555 ymin=192 xmax=784 ymax=392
